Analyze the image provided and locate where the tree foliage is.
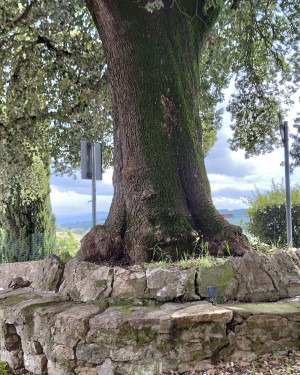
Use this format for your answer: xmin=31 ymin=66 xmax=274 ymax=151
xmin=1 ymin=0 xmax=299 ymax=182
xmin=0 ymin=0 xmax=114 ymax=240
xmin=0 ymin=0 xmax=299 ymax=258
xmin=0 ymin=161 xmax=56 ymax=261
xmin=55 ymin=231 xmax=81 ymax=262
xmin=146 ymin=0 xmax=299 ymax=158
xmin=291 ymin=109 xmax=300 ymax=170
xmin=245 ymin=181 xmax=300 ymax=247
xmin=0 ymin=0 xmax=113 ymax=185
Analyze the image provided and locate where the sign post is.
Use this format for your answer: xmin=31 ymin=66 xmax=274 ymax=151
xmin=279 ymin=116 xmax=293 ymax=247
xmin=80 ymin=140 xmax=102 ymax=227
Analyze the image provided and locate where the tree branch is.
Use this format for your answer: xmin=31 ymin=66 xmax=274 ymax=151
xmin=36 ymin=35 xmax=72 ymax=58
xmin=7 ymin=0 xmax=38 ymax=29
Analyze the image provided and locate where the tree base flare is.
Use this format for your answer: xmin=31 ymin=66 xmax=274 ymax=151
xmin=79 ymin=225 xmax=132 ymax=266
xmin=79 ymin=223 xmax=252 ymax=265
xmin=209 ymin=224 xmax=252 ymax=256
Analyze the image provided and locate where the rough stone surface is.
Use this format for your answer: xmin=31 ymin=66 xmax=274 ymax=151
xmin=52 ymin=304 xmax=100 ymax=347
xmin=8 ymin=277 xmax=31 ymax=289
xmin=74 ymin=366 xmax=98 ymax=375
xmin=197 ymin=260 xmax=235 ymax=302
xmin=229 ymin=250 xmax=300 ymax=302
xmin=32 ymin=254 xmax=64 ymax=292
xmin=0 ymin=261 xmax=39 ymax=289
xmin=222 ymin=301 xmax=300 ymax=362
xmin=171 ymin=303 xmax=233 ymax=328
xmin=145 ymin=265 xmax=199 ymax=302
xmin=0 ymin=251 xmax=299 ymax=374
xmin=111 ymin=265 xmax=146 ymax=298
xmin=59 ymin=259 xmax=113 ymax=302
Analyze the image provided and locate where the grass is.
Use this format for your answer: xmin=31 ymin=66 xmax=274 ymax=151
xmin=143 ymin=254 xmax=225 ymax=269
xmin=0 ymin=362 xmax=8 ymax=375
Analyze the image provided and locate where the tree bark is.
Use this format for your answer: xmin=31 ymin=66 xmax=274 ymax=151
xmin=80 ymin=0 xmax=251 ymax=263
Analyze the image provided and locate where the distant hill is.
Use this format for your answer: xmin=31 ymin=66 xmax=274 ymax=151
xmin=55 ymin=209 xmax=248 ymax=234
xmin=55 ymin=212 xmax=108 ymax=234
xmin=55 ymin=211 xmax=108 ymax=226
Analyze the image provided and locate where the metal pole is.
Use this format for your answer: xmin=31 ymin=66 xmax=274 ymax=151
xmin=283 ymin=121 xmax=293 ymax=247
xmin=92 ymin=141 xmax=97 ymax=227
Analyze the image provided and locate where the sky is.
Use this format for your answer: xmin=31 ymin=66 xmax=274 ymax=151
xmin=50 ymin=93 xmax=300 ymax=219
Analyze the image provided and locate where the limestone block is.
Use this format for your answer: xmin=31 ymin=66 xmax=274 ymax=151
xmin=111 ymin=265 xmax=146 ymax=298
xmin=24 ymin=353 xmax=47 ymax=374
xmin=0 ymin=288 xmax=49 ymax=324
xmin=76 ymin=342 xmax=106 ymax=365
xmin=196 ymin=260 xmax=235 ymax=302
xmin=292 ymin=313 xmax=300 ymax=321
xmin=228 ymin=350 xmax=257 ymax=362
xmin=272 ymin=251 xmax=300 ymax=296
xmin=12 ymin=293 xmax=68 ymax=326
xmin=0 ymin=349 xmax=23 ymax=370
xmin=114 ymin=362 xmax=161 ymax=375
xmin=145 ymin=266 xmax=196 ymax=302
xmin=74 ymin=366 xmax=98 ymax=375
xmin=33 ymin=301 xmax=77 ymax=354
xmin=59 ymin=259 xmax=113 ymax=302
xmin=53 ymin=344 xmax=75 ymax=360
xmin=110 ymin=347 xmax=142 ymax=362
xmin=52 ymin=304 xmax=100 ymax=347
xmin=177 ymin=359 xmax=211 ymax=374
xmin=126 ymin=306 xmax=173 ymax=334
xmin=183 ymin=267 xmax=201 ymax=301
xmin=47 ymin=358 xmax=74 ymax=375
xmin=230 ymin=251 xmax=300 ymax=302
xmin=88 ymin=307 xmax=125 ymax=336
xmin=0 ymin=261 xmax=39 ymax=289
xmin=231 ymin=252 xmax=280 ymax=302
xmin=171 ymin=303 xmax=233 ymax=328
xmin=247 ymin=315 xmax=288 ymax=328
xmin=97 ymin=358 xmax=115 ymax=375
xmin=32 ymin=254 xmax=64 ymax=292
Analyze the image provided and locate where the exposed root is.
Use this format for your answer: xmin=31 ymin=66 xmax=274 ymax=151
xmin=79 ymin=225 xmax=128 ymax=264
xmin=79 ymin=220 xmax=252 ymax=266
xmin=209 ymin=224 xmax=252 ymax=256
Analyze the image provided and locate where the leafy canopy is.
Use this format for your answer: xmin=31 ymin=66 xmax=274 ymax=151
xmin=0 ymin=0 xmax=113 ymax=178
xmin=147 ymin=0 xmax=299 ymax=159
xmin=0 ymin=0 xmax=299 ymax=195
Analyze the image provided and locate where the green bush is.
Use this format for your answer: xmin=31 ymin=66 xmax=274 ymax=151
xmin=245 ymin=181 xmax=300 ymax=247
xmin=55 ymin=231 xmax=81 ymax=262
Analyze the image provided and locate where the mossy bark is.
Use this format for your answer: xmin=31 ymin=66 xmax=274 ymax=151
xmin=80 ymin=0 xmax=251 ymax=263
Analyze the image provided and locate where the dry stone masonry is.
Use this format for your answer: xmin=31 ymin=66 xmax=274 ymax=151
xmin=0 ymin=250 xmax=299 ymax=374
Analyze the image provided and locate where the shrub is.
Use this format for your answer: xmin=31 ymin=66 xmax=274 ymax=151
xmin=245 ymin=181 xmax=300 ymax=247
xmin=55 ymin=231 xmax=81 ymax=262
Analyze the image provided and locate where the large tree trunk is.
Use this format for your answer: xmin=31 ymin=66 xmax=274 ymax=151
xmin=80 ymin=0 xmax=251 ymax=263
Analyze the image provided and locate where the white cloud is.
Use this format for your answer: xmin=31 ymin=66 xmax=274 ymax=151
xmin=212 ymin=196 xmax=248 ymax=210
xmin=209 ymin=174 xmax=254 ymax=193
xmin=50 ymin=186 xmax=112 ymax=216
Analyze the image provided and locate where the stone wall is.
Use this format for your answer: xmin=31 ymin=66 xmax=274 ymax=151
xmin=0 ymin=250 xmax=299 ymax=374
xmin=0 ymin=261 xmax=40 ymax=289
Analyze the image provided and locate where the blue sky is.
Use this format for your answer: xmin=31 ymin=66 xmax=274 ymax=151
xmin=50 ymin=95 xmax=300 ymax=218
